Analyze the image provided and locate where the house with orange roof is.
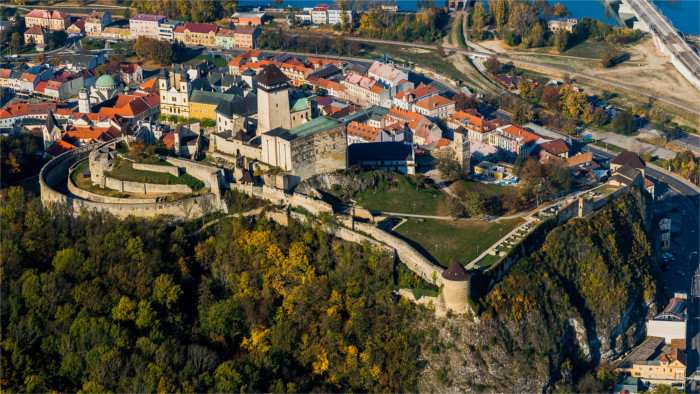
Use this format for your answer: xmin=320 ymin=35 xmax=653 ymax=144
xmin=536 ymin=138 xmax=569 ymax=162
xmin=489 ymin=124 xmax=544 ymax=157
xmin=346 ymin=121 xmax=394 ymax=145
xmin=1 ymin=101 xmax=71 ymax=128
xmin=25 ymin=9 xmax=71 ymax=31
xmin=44 ymin=72 xmax=85 ymax=100
xmin=95 ymin=92 xmax=159 ymax=122
xmin=67 ymin=18 xmax=85 ymax=35
xmin=84 ymin=10 xmax=111 ymax=36
xmin=446 ymin=111 xmax=497 ymax=143
xmin=412 ymin=95 xmax=456 ymax=119
xmin=45 ymin=138 xmax=78 ymax=157
xmin=19 ymin=73 xmax=39 ymax=92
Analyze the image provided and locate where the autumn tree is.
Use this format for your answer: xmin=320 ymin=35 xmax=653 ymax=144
xmin=485 ymin=56 xmax=502 ymax=75
xmin=493 ymin=0 xmax=508 ymax=33
xmin=553 ymin=2 xmax=568 ymax=18
xmin=541 ymin=85 xmax=561 ymax=110
xmin=454 ymin=92 xmax=480 ymax=111
xmin=470 ymin=1 xmax=486 ymax=38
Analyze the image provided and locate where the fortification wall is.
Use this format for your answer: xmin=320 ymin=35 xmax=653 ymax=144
xmin=338 ymin=217 xmax=445 ymax=285
xmin=165 ymin=156 xmax=226 ymax=197
xmin=103 ymin=176 xmax=192 ymax=194
xmin=231 ymin=183 xmax=333 ymax=215
xmin=213 ymin=137 xmax=262 ymax=162
xmin=67 ymin=161 xmax=156 ymax=204
xmin=132 ymin=162 xmax=181 ymax=177
xmin=40 ymin=140 xmax=227 ymax=221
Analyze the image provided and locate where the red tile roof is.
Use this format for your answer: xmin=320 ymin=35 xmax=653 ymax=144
xmin=409 ymin=83 xmax=437 ymax=100
xmin=25 ymin=25 xmax=47 ymax=36
xmin=46 ymin=139 xmax=77 ymax=156
xmin=184 ymin=22 xmax=218 ymax=34
xmin=347 ymin=121 xmax=382 ymax=142
xmin=413 ymin=95 xmax=454 ymax=110
xmin=538 ymin=139 xmax=569 ymax=155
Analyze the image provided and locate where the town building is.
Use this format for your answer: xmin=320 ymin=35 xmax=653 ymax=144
xmin=214 ymin=93 xmax=257 ymax=134
xmin=342 ymin=72 xmax=389 ymax=107
xmin=216 ymin=28 xmax=236 ymax=49
xmin=412 ymin=95 xmax=456 ymax=119
xmin=311 ymin=4 xmax=331 ymax=24
xmin=101 ymin=26 xmax=131 ymax=41
xmin=89 ymin=74 xmax=122 ymax=105
xmin=183 ymin=22 xmax=218 ymax=46
xmin=346 ymin=121 xmax=394 ymax=145
xmin=536 ymin=138 xmax=570 ymax=162
xmin=295 ymin=11 xmax=312 ymax=24
xmin=229 ymin=12 xmax=266 ymax=27
xmin=659 ymin=216 xmax=672 ymax=251
xmin=24 ymin=9 xmax=71 ymax=31
xmin=348 ymin=141 xmax=415 ymax=174
xmin=84 ymin=11 xmax=111 ymax=36
xmin=63 ymin=53 xmax=106 ymax=72
xmin=120 ymin=64 xmax=143 ymax=84
xmin=158 ymin=68 xmax=191 ymax=118
xmin=158 ymin=20 xmax=182 ymax=41
xmin=67 ymin=19 xmax=85 ymax=35
xmin=647 ymin=293 xmax=687 ymax=344
xmin=446 ymin=111 xmax=496 ymax=142
xmin=610 ymin=150 xmax=646 ymax=177
xmin=393 ymin=83 xmax=436 ymax=110
xmin=233 ymin=27 xmax=261 ymax=49
xmin=548 ymin=18 xmax=578 ymax=32
xmin=616 ymin=336 xmax=687 ymax=391
xmin=44 ymin=72 xmax=84 ymax=100
xmin=327 ymin=6 xmax=353 ymax=25
xmin=189 ymin=90 xmax=234 ymax=121
xmin=368 ymin=60 xmax=409 ymax=88
xmin=24 ymin=25 xmax=48 ymax=46
xmin=129 ymin=14 xmax=166 ymax=40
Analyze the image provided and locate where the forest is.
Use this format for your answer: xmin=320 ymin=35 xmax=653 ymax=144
xmin=0 ymin=187 xmax=425 ymax=392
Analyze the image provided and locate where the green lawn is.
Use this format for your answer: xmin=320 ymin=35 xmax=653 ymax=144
xmin=353 ymin=175 xmax=448 ymax=216
xmin=476 ymin=253 xmax=502 ymax=268
xmin=106 ymin=159 xmax=204 ymax=191
xmin=71 ymin=161 xmax=130 ymax=198
xmin=184 ymin=54 xmax=228 ymax=68
xmin=393 ymin=217 xmax=525 ymax=268
xmin=81 ymin=38 xmax=105 ymax=50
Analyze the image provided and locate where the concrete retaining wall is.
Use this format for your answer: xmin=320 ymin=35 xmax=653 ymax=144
xmin=103 ymin=176 xmax=192 ymax=194
xmin=132 ymin=162 xmax=181 ymax=177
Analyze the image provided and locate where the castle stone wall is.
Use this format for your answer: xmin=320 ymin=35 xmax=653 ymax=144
xmin=40 ymin=139 xmax=227 ymax=221
xmin=103 ymin=176 xmax=193 ymax=194
xmin=132 ymin=162 xmax=181 ymax=177
xmin=165 ymin=156 xmax=226 ymax=197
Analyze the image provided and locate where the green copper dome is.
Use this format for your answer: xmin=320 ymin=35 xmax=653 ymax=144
xmin=95 ymin=74 xmax=118 ymax=88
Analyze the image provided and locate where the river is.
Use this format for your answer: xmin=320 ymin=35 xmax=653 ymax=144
xmin=237 ymin=0 xmax=700 ymax=35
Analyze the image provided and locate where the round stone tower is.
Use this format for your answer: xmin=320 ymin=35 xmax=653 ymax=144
xmin=441 ymin=261 xmax=472 ymax=314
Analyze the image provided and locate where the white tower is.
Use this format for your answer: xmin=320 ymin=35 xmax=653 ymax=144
xmin=255 ymin=64 xmax=291 ymax=134
xmin=78 ymin=88 xmax=91 ymax=113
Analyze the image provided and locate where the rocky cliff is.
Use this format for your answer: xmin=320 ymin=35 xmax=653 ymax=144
xmin=417 ymin=189 xmax=657 ymax=392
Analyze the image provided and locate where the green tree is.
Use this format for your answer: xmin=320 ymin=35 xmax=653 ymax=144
xmin=112 ymin=296 xmax=137 ymax=321
xmin=493 ymin=0 xmax=508 ymax=33
xmin=554 ymin=29 xmax=569 ymax=52
xmin=470 ymin=1 xmax=486 ymax=37
xmin=527 ymin=22 xmax=545 ymax=47
xmin=485 ymin=56 xmax=502 ymax=75
xmin=612 ymin=110 xmax=635 ymax=134
xmin=10 ymin=32 xmax=22 ymax=54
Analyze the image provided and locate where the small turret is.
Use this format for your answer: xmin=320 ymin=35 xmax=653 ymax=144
xmin=441 ymin=261 xmax=472 ymax=314
xmin=78 ymin=87 xmax=91 ymax=113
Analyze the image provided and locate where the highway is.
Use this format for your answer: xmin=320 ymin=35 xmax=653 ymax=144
xmin=625 ymin=0 xmax=700 ymax=89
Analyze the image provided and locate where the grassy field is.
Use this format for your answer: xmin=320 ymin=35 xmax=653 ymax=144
xmin=71 ymin=161 xmax=131 ymax=198
xmin=353 ymin=175 xmax=449 ymax=215
xmin=476 ymin=253 xmax=502 ymax=268
xmin=393 ymin=217 xmax=525 ymax=268
xmin=184 ymin=54 xmax=228 ymax=68
xmin=81 ymin=38 xmax=105 ymax=51
xmin=106 ymin=159 xmax=204 ymax=191
xmin=590 ymin=140 xmax=625 ymax=152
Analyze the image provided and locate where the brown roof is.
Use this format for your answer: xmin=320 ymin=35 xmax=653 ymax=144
xmin=25 ymin=25 xmax=46 ymax=35
xmin=538 ymin=139 xmax=569 ymax=155
xmin=254 ymin=64 xmax=289 ymax=86
xmin=184 ymin=22 xmax=218 ymax=34
xmin=441 ymin=261 xmax=471 ymax=282
xmin=610 ymin=150 xmax=645 ymax=169
xmin=235 ymin=26 xmax=259 ymax=35
xmin=566 ymin=152 xmax=593 ymax=167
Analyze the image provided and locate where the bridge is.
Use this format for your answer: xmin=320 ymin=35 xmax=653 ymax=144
xmin=621 ymin=0 xmax=700 ymax=90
